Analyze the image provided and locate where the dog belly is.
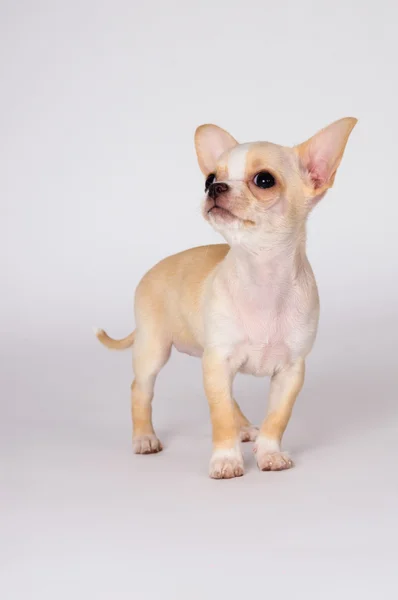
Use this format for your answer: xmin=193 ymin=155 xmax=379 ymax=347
xmin=173 ymin=340 xmax=203 ymax=357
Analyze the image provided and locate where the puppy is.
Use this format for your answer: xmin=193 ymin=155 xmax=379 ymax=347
xmin=95 ymin=118 xmax=357 ymax=478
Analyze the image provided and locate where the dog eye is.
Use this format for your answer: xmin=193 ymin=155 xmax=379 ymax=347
xmin=253 ymin=171 xmax=275 ymax=189
xmin=205 ymin=173 xmax=216 ymax=191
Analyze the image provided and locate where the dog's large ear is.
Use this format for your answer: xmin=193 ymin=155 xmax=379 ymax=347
xmin=194 ymin=124 xmax=238 ymax=175
xmin=295 ymin=117 xmax=357 ymax=196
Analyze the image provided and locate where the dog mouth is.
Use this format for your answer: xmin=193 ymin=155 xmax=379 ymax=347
xmin=207 ymin=205 xmax=238 ymax=221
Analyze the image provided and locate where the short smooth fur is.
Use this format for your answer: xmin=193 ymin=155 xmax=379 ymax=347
xmin=96 ymin=118 xmax=357 ymax=478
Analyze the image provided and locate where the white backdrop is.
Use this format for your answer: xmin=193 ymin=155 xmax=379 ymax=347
xmin=2 ymin=1 xmax=398 ymax=599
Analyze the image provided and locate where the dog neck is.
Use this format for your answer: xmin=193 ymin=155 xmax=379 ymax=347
xmin=224 ymin=225 xmax=307 ymax=290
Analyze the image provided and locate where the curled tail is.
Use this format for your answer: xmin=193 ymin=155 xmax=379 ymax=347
xmin=94 ymin=328 xmax=135 ymax=350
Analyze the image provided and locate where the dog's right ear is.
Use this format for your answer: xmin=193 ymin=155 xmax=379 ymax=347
xmin=194 ymin=124 xmax=238 ymax=175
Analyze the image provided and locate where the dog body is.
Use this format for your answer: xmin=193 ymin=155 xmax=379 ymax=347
xmin=96 ymin=118 xmax=356 ymax=478
xmin=133 ymin=242 xmax=318 ymax=372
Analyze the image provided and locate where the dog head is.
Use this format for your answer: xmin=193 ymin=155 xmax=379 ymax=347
xmin=194 ymin=118 xmax=357 ymax=248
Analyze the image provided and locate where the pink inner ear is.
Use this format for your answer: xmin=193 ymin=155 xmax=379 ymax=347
xmin=297 ymin=117 xmax=357 ymax=194
xmin=308 ymin=155 xmax=330 ymax=189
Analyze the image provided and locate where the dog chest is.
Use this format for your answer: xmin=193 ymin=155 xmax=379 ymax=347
xmin=237 ymin=340 xmax=290 ymax=376
xmin=224 ymin=298 xmax=315 ymax=376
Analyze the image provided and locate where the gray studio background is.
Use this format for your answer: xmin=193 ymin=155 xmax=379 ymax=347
xmin=1 ymin=1 xmax=398 ymax=599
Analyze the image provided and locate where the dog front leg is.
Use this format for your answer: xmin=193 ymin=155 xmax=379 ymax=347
xmin=255 ymin=358 xmax=305 ymax=471
xmin=202 ymin=350 xmax=243 ymax=479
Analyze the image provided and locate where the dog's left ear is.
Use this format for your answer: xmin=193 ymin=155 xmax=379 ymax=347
xmin=194 ymin=124 xmax=238 ymax=175
xmin=295 ymin=117 xmax=357 ymax=196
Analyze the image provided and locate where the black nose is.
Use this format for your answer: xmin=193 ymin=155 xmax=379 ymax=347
xmin=208 ymin=182 xmax=229 ymax=200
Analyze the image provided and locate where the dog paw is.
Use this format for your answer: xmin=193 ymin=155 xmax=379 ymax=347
xmin=240 ymin=425 xmax=259 ymax=442
xmin=254 ymin=437 xmax=293 ymax=471
xmin=209 ymin=448 xmax=244 ymax=479
xmin=133 ymin=434 xmax=163 ymax=454
xmin=257 ymin=451 xmax=293 ymax=471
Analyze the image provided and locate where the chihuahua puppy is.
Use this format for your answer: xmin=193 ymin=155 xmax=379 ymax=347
xmin=95 ymin=118 xmax=357 ymax=478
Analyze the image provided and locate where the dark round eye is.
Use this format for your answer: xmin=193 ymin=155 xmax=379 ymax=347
xmin=205 ymin=173 xmax=216 ymax=191
xmin=253 ymin=171 xmax=275 ymax=189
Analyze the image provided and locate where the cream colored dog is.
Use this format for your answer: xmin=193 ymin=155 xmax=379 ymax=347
xmin=96 ymin=118 xmax=357 ymax=479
